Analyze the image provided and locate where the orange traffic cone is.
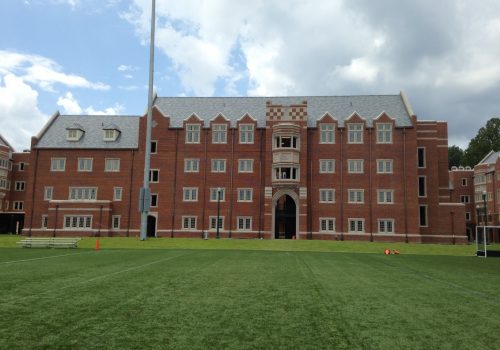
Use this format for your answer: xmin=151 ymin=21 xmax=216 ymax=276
xmin=384 ymin=249 xmax=390 ymax=255
xmin=393 ymin=249 xmax=400 ymax=255
xmin=95 ymin=238 xmax=100 ymax=251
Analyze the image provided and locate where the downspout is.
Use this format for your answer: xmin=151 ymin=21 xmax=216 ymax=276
xmin=228 ymin=128 xmax=235 ymax=238
xmin=258 ymin=128 xmax=264 ymax=239
xmin=126 ymin=150 xmax=135 ymax=237
xmin=369 ymin=128 xmax=373 ymax=242
xmin=403 ymin=128 xmax=408 ymax=243
xmin=340 ymin=128 xmax=344 ymax=241
xmin=201 ymin=129 xmax=208 ymax=232
xmin=171 ymin=129 xmax=179 ymax=238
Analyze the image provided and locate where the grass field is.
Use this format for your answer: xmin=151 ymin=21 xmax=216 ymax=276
xmin=1 ymin=237 xmax=499 ymax=349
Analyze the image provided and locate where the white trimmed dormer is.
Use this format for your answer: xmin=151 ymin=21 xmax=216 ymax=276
xmin=103 ymin=124 xmax=121 ymax=142
xmin=66 ymin=123 xmax=85 ymax=142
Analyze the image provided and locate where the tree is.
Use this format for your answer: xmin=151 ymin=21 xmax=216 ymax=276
xmin=448 ymin=145 xmax=464 ymax=169
xmin=461 ymin=117 xmax=500 ymax=167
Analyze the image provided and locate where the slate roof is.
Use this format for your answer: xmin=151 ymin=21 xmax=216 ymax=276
xmin=153 ymin=94 xmax=414 ymax=128
xmin=35 ymin=115 xmax=139 ymax=149
xmin=0 ymin=134 xmax=14 ymax=151
xmin=478 ymin=150 xmax=500 ymax=165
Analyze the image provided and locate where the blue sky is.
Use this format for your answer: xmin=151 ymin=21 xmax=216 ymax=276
xmin=1 ymin=0 xmax=500 ymax=151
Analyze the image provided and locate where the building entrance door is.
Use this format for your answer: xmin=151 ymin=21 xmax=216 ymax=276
xmin=274 ymin=195 xmax=296 ymax=239
xmin=147 ymin=215 xmax=156 ymax=237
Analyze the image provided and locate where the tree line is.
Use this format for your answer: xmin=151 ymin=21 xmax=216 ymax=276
xmin=448 ymin=117 xmax=500 ymax=169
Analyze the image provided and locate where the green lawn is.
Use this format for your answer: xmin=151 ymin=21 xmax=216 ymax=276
xmin=1 ymin=240 xmax=499 ymax=349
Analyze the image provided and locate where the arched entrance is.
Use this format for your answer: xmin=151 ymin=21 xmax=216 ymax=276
xmin=147 ymin=215 xmax=157 ymax=237
xmin=273 ymin=193 xmax=297 ymax=239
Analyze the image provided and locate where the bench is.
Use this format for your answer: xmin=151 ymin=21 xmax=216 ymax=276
xmin=17 ymin=237 xmax=82 ymax=249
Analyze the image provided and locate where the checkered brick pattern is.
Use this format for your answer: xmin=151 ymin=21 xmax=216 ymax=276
xmin=289 ymin=107 xmax=307 ymax=120
xmin=266 ymin=107 xmax=284 ymax=120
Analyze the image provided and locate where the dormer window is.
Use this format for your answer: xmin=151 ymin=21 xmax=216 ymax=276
xmin=103 ymin=124 xmax=121 ymax=142
xmin=66 ymin=124 xmax=84 ymax=141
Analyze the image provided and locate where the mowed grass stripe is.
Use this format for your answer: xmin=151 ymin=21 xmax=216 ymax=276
xmin=1 ymin=249 xmax=499 ymax=349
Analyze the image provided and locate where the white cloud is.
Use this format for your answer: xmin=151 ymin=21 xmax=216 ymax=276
xmin=0 ymin=74 xmax=48 ymax=151
xmin=57 ymin=91 xmax=124 ymax=115
xmin=118 ymin=64 xmax=134 ymax=72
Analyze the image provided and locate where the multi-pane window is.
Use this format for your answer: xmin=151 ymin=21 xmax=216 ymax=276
xmin=376 ymin=159 xmax=393 ymax=174
xmin=78 ymin=158 xmax=93 ymax=172
xmin=186 ymin=124 xmax=201 ymax=144
xmin=15 ymin=181 xmax=25 ymax=191
xmin=320 ymin=218 xmax=335 ymax=232
xmin=378 ymin=219 xmax=394 ymax=234
xmin=41 ymin=215 xmax=48 ymax=229
xmin=69 ymin=187 xmax=97 ymax=200
xmin=184 ymin=159 xmax=200 ymax=172
xmin=274 ymin=167 xmax=299 ymax=180
xmin=209 ymin=216 xmax=224 ymax=230
xmin=418 ymin=176 xmax=426 ymax=197
xmin=66 ymin=129 xmax=80 ymax=141
xmin=103 ymin=129 xmax=119 ymax=141
xmin=238 ymin=159 xmax=253 ymax=173
xmin=274 ymin=135 xmax=299 ymax=149
xmin=44 ymin=186 xmax=53 ymax=200
xmin=239 ymin=124 xmax=254 ymax=144
xmin=348 ymin=124 xmax=363 ymax=144
xmin=13 ymin=201 xmax=24 ymax=210
xmin=149 ymin=169 xmax=159 ymax=182
xmin=376 ymin=123 xmax=392 ymax=143
xmin=0 ymin=158 xmax=8 ymax=169
xmin=460 ymin=195 xmax=470 ymax=203
xmin=0 ymin=179 xmax=7 ymax=189
xmin=319 ymin=160 xmax=335 ymax=173
xmin=319 ymin=189 xmax=335 ymax=203
xmin=51 ymin=158 xmax=66 ymax=171
xmin=211 ymin=159 xmax=226 ymax=172
xmin=238 ymin=188 xmax=252 ymax=202
xmin=64 ymin=215 xmax=92 ymax=230
xmin=212 ymin=124 xmax=227 ymax=144
xmin=151 ymin=194 xmax=158 ymax=207
xmin=237 ymin=217 xmax=252 ymax=231
xmin=419 ymin=205 xmax=428 ymax=227
xmin=112 ymin=215 xmax=121 ymax=230
xmin=348 ymin=219 xmax=364 ymax=233
xmin=182 ymin=216 xmax=197 ymax=230
xmin=417 ymin=148 xmax=426 ymax=168
xmin=319 ymin=124 xmax=335 ymax=144
xmin=105 ymin=158 xmax=120 ymax=172
xmin=183 ymin=187 xmax=198 ymax=201
xmin=377 ymin=190 xmax=394 ymax=204
xmin=210 ymin=188 xmax=225 ymax=202
xmin=114 ymin=187 xmax=122 ymax=201
xmin=348 ymin=189 xmax=364 ymax=203
xmin=348 ymin=159 xmax=364 ymax=173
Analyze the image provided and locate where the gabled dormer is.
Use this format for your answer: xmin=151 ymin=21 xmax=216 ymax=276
xmin=66 ymin=123 xmax=85 ymax=142
xmin=103 ymin=123 xmax=121 ymax=142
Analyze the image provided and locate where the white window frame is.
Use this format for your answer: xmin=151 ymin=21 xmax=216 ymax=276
xmin=348 ymin=159 xmax=364 ymax=174
xmin=183 ymin=187 xmax=198 ymax=202
xmin=237 ymin=188 xmax=253 ymax=202
xmin=78 ymin=158 xmax=93 ymax=172
xmin=186 ymin=124 xmax=201 ymax=144
xmin=319 ymin=123 xmax=335 ymax=144
xmin=13 ymin=201 xmax=24 ymax=210
xmin=273 ymin=167 xmax=300 ymax=181
xmin=151 ymin=193 xmax=158 ymax=208
xmin=376 ymin=159 xmax=393 ymax=174
xmin=418 ymin=176 xmax=427 ymax=197
xmin=150 ymin=140 xmax=158 ymax=154
xmin=41 ymin=215 xmax=48 ymax=229
xmin=378 ymin=219 xmax=395 ymax=234
xmin=348 ymin=189 xmax=364 ymax=203
xmin=319 ymin=159 xmax=335 ymax=173
xmin=209 ymin=216 xmax=224 ymax=230
xmin=105 ymin=158 xmax=120 ymax=172
xmin=237 ymin=216 xmax=252 ymax=231
xmin=44 ymin=186 xmax=53 ymax=200
xmin=14 ymin=181 xmax=25 ymax=191
xmin=460 ymin=195 xmax=470 ymax=204
xmin=18 ymin=162 xmax=25 ymax=171
xmin=347 ymin=123 xmax=363 ymax=144
xmin=348 ymin=218 xmax=365 ymax=233
xmin=417 ymin=147 xmax=426 ymax=168
xmin=212 ymin=124 xmax=227 ymax=144
xmin=319 ymin=218 xmax=335 ymax=232
xmin=114 ymin=187 xmax=123 ymax=201
xmin=184 ymin=159 xmax=200 ymax=173
xmin=376 ymin=123 xmax=392 ymax=144
xmin=377 ymin=190 xmax=394 ymax=204
xmin=210 ymin=188 xmax=226 ymax=202
xmin=319 ymin=189 xmax=335 ymax=203
xmin=111 ymin=215 xmax=121 ymax=230
xmin=461 ymin=178 xmax=467 ymax=187
xmin=182 ymin=216 xmax=197 ymax=230
xmin=211 ymin=159 xmax=226 ymax=173
xmin=51 ymin=157 xmax=66 ymax=172
xmin=69 ymin=187 xmax=97 ymax=200
xmin=103 ymin=129 xmax=119 ymax=142
xmin=239 ymin=124 xmax=254 ymax=144
xmin=64 ymin=215 xmax=92 ymax=230
xmin=149 ymin=169 xmax=159 ymax=183
xmin=274 ymin=135 xmax=299 ymax=150
xmin=238 ymin=159 xmax=253 ymax=173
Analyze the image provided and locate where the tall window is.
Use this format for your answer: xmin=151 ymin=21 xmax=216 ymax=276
xmin=151 ymin=194 xmax=158 ymax=207
xmin=377 ymin=190 xmax=394 ymax=204
xmin=183 ymin=188 xmax=198 ymax=201
xmin=238 ymin=159 xmax=253 ymax=173
xmin=186 ymin=124 xmax=200 ymax=144
xmin=51 ymin=158 xmax=66 ymax=171
xmin=348 ymin=159 xmax=364 ymax=174
xmin=319 ymin=189 xmax=335 ymax=203
xmin=150 ymin=141 xmax=158 ymax=154
xmin=237 ymin=188 xmax=252 ymax=202
xmin=41 ymin=215 xmax=48 ymax=229
xmin=210 ymin=188 xmax=225 ymax=202
xmin=348 ymin=189 xmax=364 ymax=203
xmin=378 ymin=219 xmax=394 ymax=233
xmin=69 ymin=187 xmax=97 ymax=200
xmin=461 ymin=178 xmax=467 ymax=186
xmin=376 ymin=159 xmax=393 ymax=174
xmin=44 ymin=186 xmax=53 ymax=200
xmin=320 ymin=218 xmax=335 ymax=232
xmin=212 ymin=124 xmax=227 ymax=144
xmin=237 ymin=217 xmax=252 ymax=230
xmin=105 ymin=158 xmax=120 ymax=172
xmin=184 ymin=159 xmax=200 ymax=172
xmin=319 ymin=160 xmax=335 ymax=173
xmin=418 ymin=176 xmax=426 ymax=197
xmin=348 ymin=219 xmax=364 ymax=233
xmin=376 ymin=123 xmax=392 ymax=143
xmin=239 ymin=124 xmax=254 ymax=144
xmin=78 ymin=158 xmax=93 ymax=172
xmin=18 ymin=162 xmax=25 ymax=171
xmin=319 ymin=124 xmax=335 ymax=144
xmin=112 ymin=216 xmax=121 ymax=230
xmin=182 ymin=216 xmax=197 ymax=230
xmin=419 ymin=205 xmax=428 ymax=227
xmin=348 ymin=124 xmax=363 ymax=144
xmin=210 ymin=216 xmax=224 ymax=230
xmin=211 ymin=159 xmax=226 ymax=172
xmin=114 ymin=187 xmax=122 ymax=201
xmin=417 ymin=147 xmax=426 ymax=168
xmin=149 ymin=169 xmax=159 ymax=182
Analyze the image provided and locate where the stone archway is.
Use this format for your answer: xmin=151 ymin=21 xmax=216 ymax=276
xmin=272 ymin=189 xmax=299 ymax=239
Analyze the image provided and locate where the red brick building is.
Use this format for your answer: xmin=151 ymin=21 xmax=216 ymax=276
xmin=14 ymin=93 xmax=468 ymax=242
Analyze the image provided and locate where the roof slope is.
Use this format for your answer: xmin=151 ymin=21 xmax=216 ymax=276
xmin=35 ymin=115 xmax=140 ymax=149
xmin=154 ymin=94 xmax=414 ymax=128
xmin=478 ymin=150 xmax=500 ymax=165
xmin=0 ymin=134 xmax=14 ymax=151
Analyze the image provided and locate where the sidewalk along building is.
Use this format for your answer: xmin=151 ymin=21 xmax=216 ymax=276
xmin=0 ymin=134 xmax=28 ymax=234
xmin=21 ymin=92 xmax=467 ymax=243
